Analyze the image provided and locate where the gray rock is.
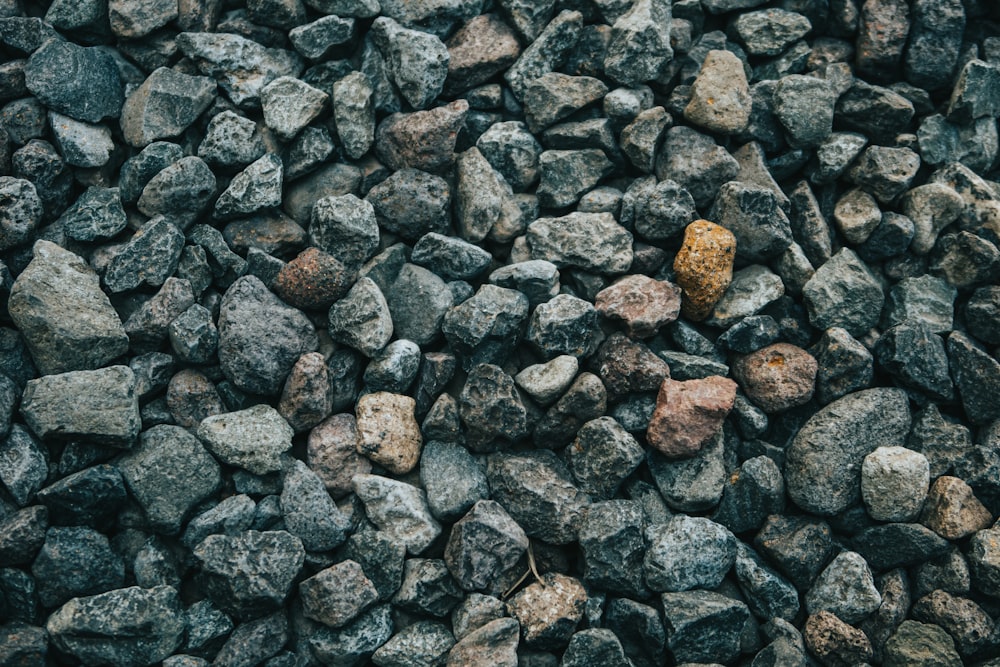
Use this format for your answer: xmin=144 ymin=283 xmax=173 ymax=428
xmin=119 ymin=141 xmax=184 ymax=204
xmin=487 ymin=450 xmax=589 ymax=545
xmin=353 ymin=474 xmax=441 ymax=555
xmin=0 ymin=505 xmax=46 ymax=566
xmin=48 ymin=112 xmax=114 ymax=167
xmin=309 ymin=194 xmax=379 ymax=270
xmin=835 ymin=79 xmax=915 ymax=145
xmin=119 ymin=425 xmax=221 ymax=535
xmin=603 ymin=598 xmax=666 ymax=667
xmin=733 ymin=8 xmax=811 ymax=56
xmin=885 ymin=272 xmax=957 ymax=332
xmin=194 ymin=530 xmax=305 ymax=619
xmin=514 ymin=355 xmax=577 ymax=405
xmin=710 ymin=181 xmax=793 ymax=263
xmin=197 ymin=405 xmax=292 ymax=475
xmin=308 ymin=605 xmax=394 ymax=667
xmin=443 ymin=285 xmax=528 ymax=371
xmin=137 ymin=156 xmax=217 ymax=228
xmin=661 ymin=589 xmax=750 ymax=664
xmin=177 ymin=31 xmax=303 ymax=109
xmin=212 ymin=610 xmax=287 ymax=667
xmin=705 ymin=264 xmax=785 ymax=329
xmin=104 ymin=217 xmax=186 ymax=294
xmin=812 ymin=326 xmax=875 ymax=404
xmin=848 ymin=145 xmax=921 ymax=203
xmin=46 ymin=586 xmax=184 ymax=666
xmin=565 ymin=417 xmax=643 ymax=500
xmin=806 ymin=551 xmax=881 ymax=624
xmin=363 ymin=340 xmax=421 ymax=394
xmin=451 ymin=593 xmax=505 ymax=641
xmin=122 ymin=278 xmax=196 ymax=352
xmin=198 ymin=111 xmax=266 ymax=169
xmin=181 ymin=494 xmax=257 ymax=550
xmin=711 ymin=455 xmax=785 ymax=534
xmin=34 ymin=464 xmax=127 ymax=528
xmin=536 ymin=148 xmax=613 ymax=209
xmin=930 ymin=231 xmax=1000 ymax=289
xmin=786 ymin=388 xmax=910 ymax=516
xmin=25 ymin=40 xmax=123 ymax=122
xmin=260 ymin=76 xmax=326 ymax=141
xmin=619 ymin=106 xmax=670 ymax=173
xmin=301 ymin=560 xmax=379 ymax=628
xmin=875 ymin=321 xmax=954 ymax=401
xmin=578 ymin=500 xmax=648 ymax=597
xmin=366 ymin=168 xmax=450 ymax=241
xmin=373 ymin=620 xmax=455 ymax=667
xmin=57 ymin=186 xmax=126 ymax=243
xmin=218 ymin=275 xmax=318 ymax=396
xmin=644 ymin=514 xmax=736 ymax=592
xmin=213 ymin=153 xmax=283 ymax=220
xmin=412 ymin=232 xmax=493 ymax=281
xmin=505 ymin=9 xmax=582 ymax=100
xmin=375 ymin=100 xmax=467 ymax=172
xmin=420 ymin=441 xmax=489 ymax=522
xmin=684 ymin=49 xmax=750 ymax=134
xmin=22 ymin=366 xmax=139 ymax=447
xmin=444 ymin=500 xmax=528 ymax=593
xmin=121 ymin=67 xmax=215 ymax=147
xmin=168 ymin=303 xmax=219 ymax=364
xmin=0 ymin=426 xmax=46 ymax=507
xmin=454 ymin=146 xmax=511 ymax=243
xmin=289 ymin=15 xmax=354 ymax=60
xmin=734 ymin=542 xmax=800 ymax=621
xmin=458 ymin=363 xmax=528 ymax=451
xmin=648 ymin=428 xmax=726 ymax=512
xmin=392 ymin=558 xmax=464 ymax=618
xmin=905 ymin=0 xmax=965 ymax=90
xmin=833 ymin=187 xmax=881 ymax=245
xmin=948 ymin=330 xmax=1000 ymax=425
xmin=802 ymin=248 xmax=884 ymax=337
xmin=621 ymin=177 xmax=697 ymax=242
xmin=332 ymin=71 xmax=375 ymax=160
xmin=328 ymin=277 xmax=393 ymax=357
xmin=32 ymin=526 xmax=125 ymax=608
xmin=561 ymin=628 xmax=632 ymax=667
xmin=917 ymin=114 xmax=997 ymax=174
xmin=773 ymin=75 xmax=836 ymax=148
xmin=372 ymin=17 xmax=449 ymax=110
xmin=476 ymin=121 xmax=542 ymax=191
xmin=280 ymin=459 xmax=349 ymax=552
xmin=655 ymin=125 xmax=739 ymax=208
xmin=526 ymin=293 xmax=599 ymax=359
xmin=947 ymin=58 xmax=1000 ymax=124
xmin=604 ymin=0 xmax=671 ymax=86
xmin=0 ymin=177 xmax=42 ymax=252
xmin=8 ymin=240 xmax=128 ymax=375
xmin=386 ymin=263 xmax=453 ymax=346
xmin=523 ymin=73 xmax=607 ymax=133
xmin=811 ymin=132 xmax=868 ymax=185
xmin=527 ymin=212 xmax=632 ymax=274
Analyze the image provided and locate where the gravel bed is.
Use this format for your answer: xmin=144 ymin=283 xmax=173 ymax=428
xmin=1 ymin=0 xmax=1000 ymax=665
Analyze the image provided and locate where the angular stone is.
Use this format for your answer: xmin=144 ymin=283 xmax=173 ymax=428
xmin=260 ymin=76 xmax=326 ymax=141
xmin=300 ymin=560 xmax=378 ymax=629
xmin=604 ymin=0 xmax=671 ymax=86
xmin=523 ymin=73 xmax=607 ymax=133
xmin=920 ymin=476 xmax=993 ymax=540
xmin=121 ymin=67 xmax=215 ymax=147
xmin=307 ymin=414 xmax=371 ymax=499
xmin=0 ymin=177 xmax=41 ymax=252
xmin=289 ymin=15 xmax=355 ymax=60
xmin=883 ymin=620 xmax=963 ymax=667
xmin=660 ymin=590 xmax=750 ymax=665
xmin=507 ymin=573 xmax=586 ymax=649
xmin=476 ymin=121 xmax=541 ymax=191
xmin=35 ymin=464 xmax=126 ymax=528
xmin=655 ymin=125 xmax=739 ymax=208
xmin=711 ymin=455 xmax=785 ymax=534
xmin=505 ymin=9 xmax=582 ymax=99
xmin=419 ymin=440 xmax=488 ymax=522
xmin=213 ymin=153 xmax=283 ymax=221
xmin=137 ymin=157 xmax=217 ymax=228
xmin=444 ymin=500 xmax=527 ymax=593
xmin=803 ymin=611 xmax=874 ymax=667
xmin=684 ymin=50 xmax=751 ymax=134
xmin=353 ymin=474 xmax=441 ymax=555
xmin=331 ymin=71 xmax=374 ymax=160
xmin=852 ymin=523 xmax=951 ymax=571
xmin=947 ymin=58 xmax=1000 ymax=124
xmin=806 ymin=551 xmax=881 ymax=625
xmin=198 ymin=111 xmax=266 ymax=169
xmin=948 ymin=330 xmax=1000 ymax=425
xmin=527 ymin=212 xmax=632 ymax=274
xmin=648 ymin=429 xmax=726 ymax=512
xmin=645 ymin=515 xmax=736 ymax=592
xmin=802 ymin=248 xmax=884 ymax=337
xmin=445 ymin=13 xmax=520 ymax=94
xmin=0 ymin=506 xmax=46 ymax=565
xmin=48 ymin=112 xmax=114 ymax=167
xmin=8 ymin=241 xmax=127 ymax=375
xmin=375 ymin=100 xmax=467 ymax=173
xmin=454 ymin=146 xmax=511 ymax=243
xmin=647 ymin=376 xmax=737 ymax=459
xmin=25 ymin=40 xmax=123 ymax=122
xmin=197 ymin=405 xmax=293 ymax=475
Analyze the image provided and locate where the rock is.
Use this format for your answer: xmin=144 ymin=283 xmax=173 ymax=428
xmin=655 ymin=125 xmax=740 ymax=208
xmin=454 ymin=146 xmax=511 ymax=243
xmin=785 ymin=388 xmax=910 ymax=516
xmin=213 ymin=153 xmax=283 ymax=221
xmin=476 ymin=121 xmax=542 ymax=191
xmin=300 ymin=560 xmax=378 ymax=629
xmin=802 ymin=248 xmax=884 ymax=337
xmin=507 ymin=573 xmax=586 ymax=649
xmin=21 ymin=366 xmax=139 ymax=447
xmin=920 ymin=476 xmax=992 ymax=540
xmin=8 ymin=240 xmax=128 ymax=375
xmin=194 ymin=530 xmax=304 ymax=619
xmin=487 ymin=450 xmax=589 ymax=545
xmin=420 ymin=440 xmax=488 ymax=522
xmin=684 ymin=50 xmax=751 ymax=134
xmin=853 ymin=523 xmax=952 ymax=571
xmin=444 ymin=500 xmax=528 ymax=593
xmin=860 ymin=446 xmax=930 ymax=523
xmin=446 ymin=617 xmax=519 ymax=667
xmin=604 ymin=0 xmax=671 ymax=86
xmin=121 ymin=67 xmax=215 ymax=147
xmin=353 ymin=474 xmax=441 ymax=555
xmin=532 ymin=371 xmax=607 ymax=448
xmin=848 ymin=145 xmax=921 ymax=203
xmin=883 ymin=620 xmax=963 ymax=667
xmin=803 ymin=611 xmax=874 ymax=666
xmin=711 ymin=181 xmax=794 ymax=264
xmin=645 ymin=514 xmax=736 ymax=592
xmin=806 ymin=551 xmax=881 ymax=624
xmin=875 ymin=321 xmax=954 ymax=401
xmin=104 ymin=217 xmax=187 ymax=294
xmin=565 ymin=417 xmax=643 ymax=500
xmin=773 ymin=75 xmax=836 ymax=148
xmin=648 ymin=428 xmax=726 ymax=512
xmin=197 ymin=405 xmax=293 ymax=475
xmin=119 ymin=425 xmax=220 ymax=535
xmin=136 ymin=157 xmax=217 ymax=228
xmin=812 ymin=327 xmax=874 ymax=404
xmin=732 ymin=343 xmax=817 ymax=413
xmin=25 ymin=40 xmax=123 ymax=122
xmin=535 ymin=148 xmax=613 ymax=209
xmin=646 ymin=376 xmax=737 ymax=459
xmin=734 ymin=542 xmax=799 ymax=621
xmin=367 ymin=168 xmax=450 ymax=241
xmin=594 ymin=274 xmax=680 ymax=338
xmin=619 ymin=106 xmax=670 ymax=173
xmin=372 ymin=621 xmax=455 ymax=667
xmin=57 ymin=186 xmax=126 ymax=243
xmin=504 ymin=9 xmax=582 ymax=99
xmin=527 ymin=212 xmax=632 ymax=274
xmin=948 ymin=331 xmax=1000 ymax=425
xmin=289 ymin=15 xmax=355 ymax=60
xmin=523 ymin=73 xmax=607 ymax=133
xmin=375 ymin=100 xmax=467 ymax=172
xmin=591 ymin=333 xmax=669 ymax=400
xmin=856 ymin=0 xmax=909 ymax=81
xmin=391 ymin=557 xmax=464 ymax=617
xmin=577 ymin=500 xmax=648 ymax=598
xmin=354 ymin=392 xmax=422 ymax=474
xmin=660 ymin=589 xmax=750 ymax=664
xmin=280 ymin=459 xmax=349 ymax=552
xmin=46 ymin=586 xmax=184 ymax=666
xmin=0 ymin=505 xmax=47 ymax=565
xmin=946 ymin=58 xmax=1000 ymax=124
xmin=711 ymin=455 xmax=785 ymax=534
xmin=445 ymin=13 xmax=520 ymax=94
xmin=672 ymin=220 xmax=737 ymax=321
xmin=198 ymin=110 xmax=266 ymax=169
xmin=327 ymin=278 xmax=392 ymax=358
xmin=0 ymin=177 xmax=42 ymax=252
xmin=442 ymin=286 xmax=529 ymax=372
xmin=754 ymin=514 xmax=835 ymax=591
xmin=48 ymin=112 xmax=114 ymax=167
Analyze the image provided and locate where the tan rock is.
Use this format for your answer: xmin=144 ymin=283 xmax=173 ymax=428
xmin=355 ymin=391 xmax=423 ymax=474
xmin=732 ymin=342 xmax=818 ymax=413
xmin=673 ymin=219 xmax=737 ymax=321
xmin=507 ymin=573 xmax=587 ymax=649
xmin=647 ymin=376 xmax=737 ymax=458
xmin=307 ymin=414 xmax=371 ymax=499
xmin=804 ymin=611 xmax=874 ymax=666
xmin=921 ymin=476 xmax=993 ymax=540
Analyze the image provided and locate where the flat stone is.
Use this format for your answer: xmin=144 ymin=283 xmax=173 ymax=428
xmin=197 ymin=405 xmax=293 ymax=475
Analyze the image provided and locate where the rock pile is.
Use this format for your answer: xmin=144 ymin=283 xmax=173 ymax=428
xmin=1 ymin=0 xmax=1000 ymax=665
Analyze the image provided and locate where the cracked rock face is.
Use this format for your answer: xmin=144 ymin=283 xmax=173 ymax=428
xmin=2 ymin=1 xmax=1000 ymax=665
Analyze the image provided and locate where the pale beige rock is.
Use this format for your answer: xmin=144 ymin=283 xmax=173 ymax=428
xmin=355 ymin=391 xmax=423 ymax=474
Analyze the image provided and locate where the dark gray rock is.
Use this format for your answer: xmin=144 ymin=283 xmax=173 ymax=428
xmin=444 ymin=500 xmax=528 ymax=593
xmin=527 ymin=212 xmax=632 ymax=274
xmin=181 ymin=494 xmax=257 ymax=550
xmin=477 ymin=121 xmax=542 ymax=191
xmin=647 ymin=429 xmax=726 ymax=512
xmin=835 ymin=79 xmax=915 ymax=145
xmin=0 ymin=177 xmax=41 ymax=253
xmin=198 ymin=111 xmax=266 ymax=169
xmin=802 ymin=248 xmax=884 ymax=337
xmin=711 ymin=455 xmax=785 ymax=534
xmin=48 ymin=112 xmax=114 ymax=168
xmin=443 ymin=285 xmax=528 ymax=371
xmin=25 ymin=40 xmax=123 ymax=122
xmin=948 ymin=330 xmax=1000 ymax=425
xmin=710 ymin=181 xmax=793 ymax=263
xmin=875 ymin=321 xmax=953 ymax=400
xmin=104 ymin=217 xmax=186 ymax=294
xmin=419 ymin=441 xmax=488 ymax=522
xmin=853 ymin=522 xmax=951 ymax=571
xmin=218 ymin=275 xmax=318 ymax=396
xmin=366 ymin=168 xmax=450 ymax=241
xmin=811 ymin=132 xmax=868 ymax=186
xmin=564 ymin=417 xmax=643 ymax=500
xmin=560 ymin=628 xmax=632 ymax=667
xmin=487 ymin=450 xmax=589 ymax=545
xmin=260 ymin=76 xmax=326 ymax=141
xmin=197 ymin=405 xmax=292 ymax=476
xmin=505 ymin=9 xmax=582 ymax=100
xmin=392 ymin=558 xmax=464 ymax=618
xmin=811 ymin=326 xmax=874 ymax=405
xmin=655 ymin=125 xmax=739 ymax=208
xmin=735 ymin=542 xmax=800 ymax=621
xmin=121 ymin=67 xmax=215 ymax=147
xmin=327 ymin=277 xmax=393 ymax=358
xmin=372 ymin=620 xmax=455 ymax=667
xmin=905 ymin=0 xmax=965 ymax=90
xmin=137 ymin=156 xmax=217 ymax=229
xmin=930 ymin=231 xmax=1000 ymax=289
xmin=46 ymin=585 xmax=184 ymax=666
xmin=604 ymin=0 xmax=671 ymax=85
xmin=34 ymin=464 xmax=126 ymax=529
xmin=947 ymin=58 xmax=1000 ymax=124
xmin=33 ymin=526 xmax=124 ymax=608
xmin=0 ymin=424 xmax=46 ymax=507
xmin=375 ymin=101 xmax=467 ymax=173
xmin=119 ymin=425 xmax=220 ymax=535
xmin=289 ymin=14 xmax=354 ymax=59
xmin=342 ymin=530 xmax=405 ymax=603
xmin=917 ymin=114 xmax=997 ymax=174
xmin=194 ymin=530 xmax=305 ymax=619
xmin=773 ymin=75 xmax=836 ymax=148
xmin=0 ymin=505 xmax=47 ymax=566
xmin=353 ymin=474 xmax=441 ymax=555
xmin=384 ymin=263 xmax=451 ymax=347
xmin=458 ymin=363 xmax=528 ymax=452
xmin=805 ymin=551 xmax=881 ymax=624
xmin=645 ymin=514 xmax=736 ymax=592
xmin=577 ymin=500 xmax=648 ymax=598
xmin=56 ymin=186 xmax=125 ymax=243
xmin=309 ymin=195 xmax=380 ymax=270
xmin=412 ymin=232 xmax=493 ymax=281
xmin=661 ymin=589 xmax=750 ymax=664
xmin=280 ymin=459 xmax=349 ymax=552
xmin=847 ymin=145 xmax=921 ymax=203
xmin=301 ymin=560 xmax=378 ymax=628
xmin=307 ymin=604 xmax=394 ymax=667
xmin=621 ymin=177 xmax=697 ymax=242
xmin=213 ymin=154 xmax=283 ymax=220
xmin=733 ymin=8 xmax=811 ymax=56
xmin=168 ymin=304 xmax=219 ymax=364
xmin=536 ymin=148 xmax=613 ymax=209
xmin=212 ymin=610 xmax=287 ymax=667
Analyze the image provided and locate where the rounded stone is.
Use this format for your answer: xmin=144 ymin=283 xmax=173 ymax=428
xmin=860 ymin=446 xmax=930 ymax=522
xmin=673 ymin=220 xmax=737 ymax=321
xmin=732 ymin=343 xmax=818 ymax=413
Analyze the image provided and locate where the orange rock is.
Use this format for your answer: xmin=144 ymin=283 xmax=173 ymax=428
xmin=673 ymin=220 xmax=737 ymax=321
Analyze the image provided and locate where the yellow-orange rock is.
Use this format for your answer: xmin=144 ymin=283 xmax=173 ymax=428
xmin=673 ymin=220 xmax=737 ymax=321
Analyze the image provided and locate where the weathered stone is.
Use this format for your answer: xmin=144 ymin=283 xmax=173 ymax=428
xmin=197 ymin=405 xmax=293 ymax=475
xmin=647 ymin=376 xmax=737 ymax=459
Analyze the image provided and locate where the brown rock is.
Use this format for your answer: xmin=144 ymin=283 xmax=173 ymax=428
xmin=506 ymin=572 xmax=587 ymax=649
xmin=355 ymin=391 xmax=423 ymax=474
xmin=591 ymin=332 xmax=670 ymax=400
xmin=278 ymin=352 xmax=332 ymax=433
xmin=911 ymin=590 xmax=995 ymax=658
xmin=445 ymin=14 xmax=521 ymax=94
xmin=804 ymin=610 xmax=874 ymax=667
xmin=732 ymin=343 xmax=818 ymax=414
xmin=920 ymin=476 xmax=993 ymax=540
xmin=165 ymin=368 xmax=224 ymax=428
xmin=272 ymin=247 xmax=355 ymax=311
xmin=307 ymin=414 xmax=371 ymax=499
xmin=222 ymin=212 xmax=306 ymax=259
xmin=673 ymin=220 xmax=737 ymax=321
xmin=594 ymin=274 xmax=682 ymax=338
xmin=375 ymin=100 xmax=469 ymax=173
xmin=646 ymin=376 xmax=737 ymax=458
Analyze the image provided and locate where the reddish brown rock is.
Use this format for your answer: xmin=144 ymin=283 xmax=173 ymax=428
xmin=165 ymin=368 xmax=224 ymax=428
xmin=355 ymin=391 xmax=423 ymax=474
xmin=445 ymin=14 xmax=521 ymax=94
xmin=646 ymin=375 xmax=737 ymax=458
xmin=733 ymin=342 xmax=818 ymax=414
xmin=804 ymin=611 xmax=874 ymax=667
xmin=591 ymin=332 xmax=670 ymax=400
xmin=272 ymin=247 xmax=355 ymax=311
xmin=375 ymin=100 xmax=468 ymax=173
xmin=673 ymin=220 xmax=737 ymax=321
xmin=307 ymin=414 xmax=371 ymax=499
xmin=595 ymin=274 xmax=682 ymax=338
xmin=920 ymin=476 xmax=993 ymax=540
xmin=278 ymin=352 xmax=333 ymax=433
